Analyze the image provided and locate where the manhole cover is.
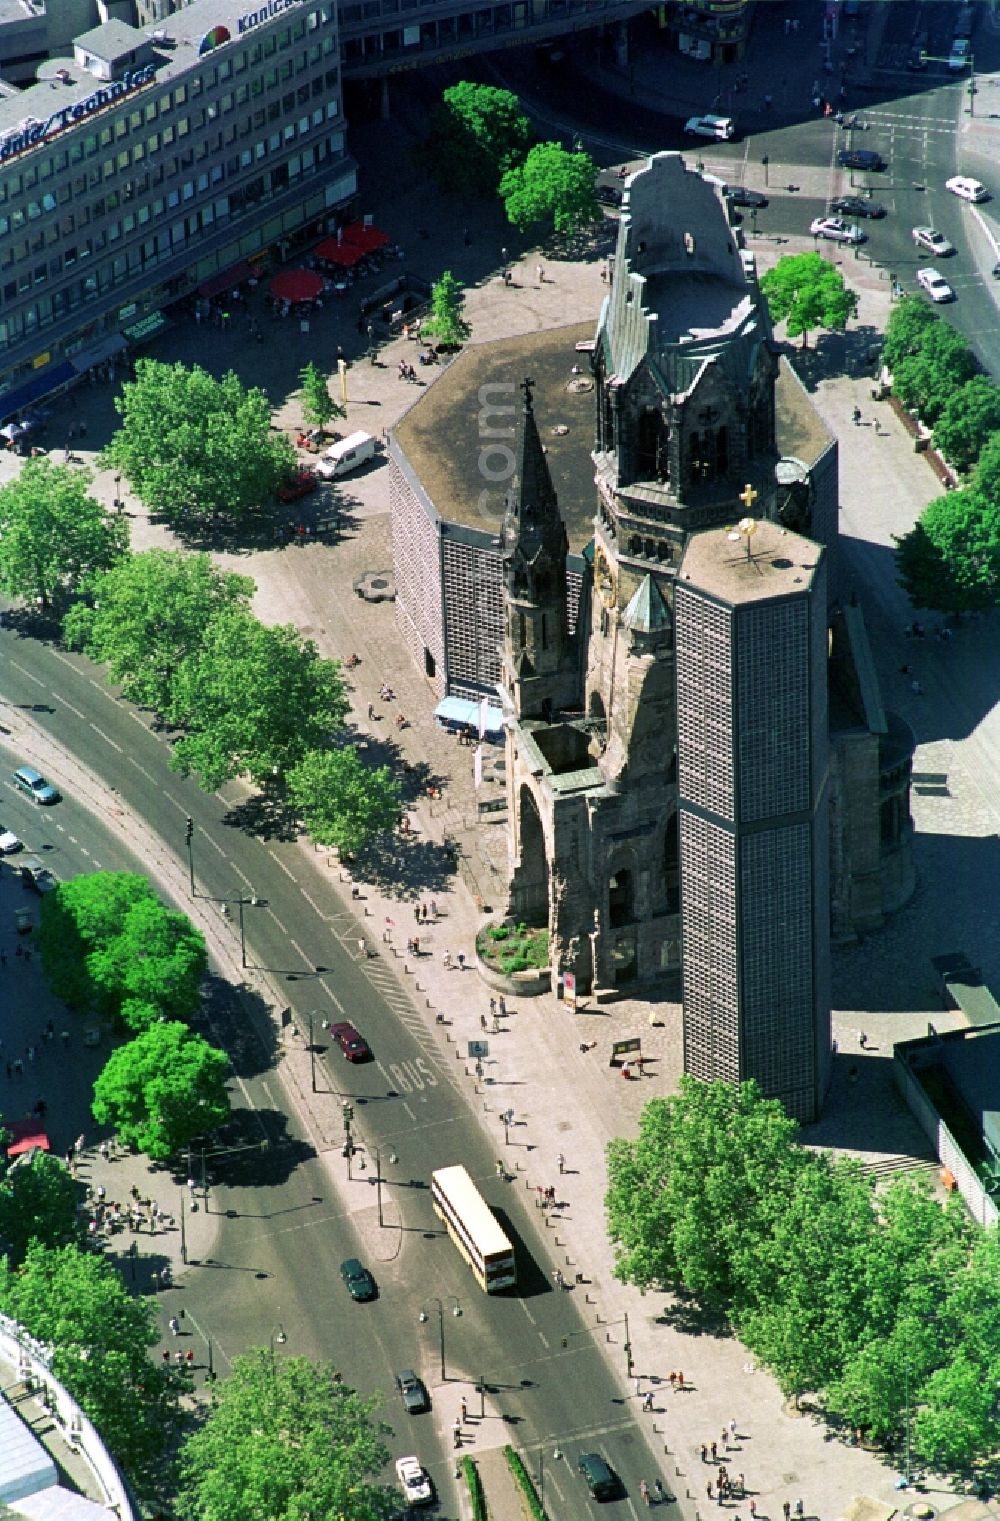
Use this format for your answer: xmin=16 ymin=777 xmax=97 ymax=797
xmin=567 ymin=376 xmax=593 ymax=394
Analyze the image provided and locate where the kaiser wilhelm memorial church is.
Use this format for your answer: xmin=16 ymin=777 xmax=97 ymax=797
xmin=389 ymin=153 xmax=915 ymax=1121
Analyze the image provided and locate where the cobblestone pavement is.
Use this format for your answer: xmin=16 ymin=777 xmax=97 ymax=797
xmin=3 ymin=113 xmax=998 ymax=1519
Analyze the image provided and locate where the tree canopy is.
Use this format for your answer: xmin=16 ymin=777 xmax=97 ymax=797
xmin=0 ymin=1150 xmax=82 ymax=1266
xmin=420 ymin=270 xmax=471 ymax=348
xmin=176 ymin=1350 xmax=396 ymax=1521
xmin=931 ymin=376 xmax=1000 ymax=475
xmin=38 ymin=871 xmax=207 ymax=1025
xmin=893 ymin=487 xmax=1000 ymax=613
xmin=102 ymin=359 xmax=295 ymax=527
xmin=299 ymin=360 xmax=344 ymax=431
xmin=0 ymin=459 xmax=129 ymax=608
xmin=882 ymin=295 xmax=940 ymax=373
xmin=759 ymin=252 xmax=859 ymax=347
xmin=287 ymin=747 xmax=402 ymax=854
xmin=499 ymin=141 xmax=598 ymax=235
xmin=166 ymin=607 xmax=348 ymax=789
xmin=91 ymin=1020 xmax=231 ymax=1160
xmin=424 ymin=81 xmax=534 ymax=197
xmin=606 ymin=1079 xmax=997 ymax=1477
xmin=63 ymin=549 xmax=254 ymax=713
xmin=0 ymin=1242 xmax=181 ymax=1491
xmin=891 ymin=320 xmax=977 ymax=426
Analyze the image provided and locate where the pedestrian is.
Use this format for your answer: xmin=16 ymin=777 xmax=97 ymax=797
xmin=911 ymin=679 xmax=923 ymax=696
xmin=175 ymin=1350 xmax=185 ymax=1366
xmin=498 ymin=995 xmax=506 ymax=1017
xmin=795 ymin=1503 xmax=803 ymax=1519
xmin=654 ymin=1480 xmax=665 ymax=1504
xmin=413 ymin=904 xmax=421 ymax=923
xmin=61 ymin=1029 xmax=70 ymax=1047
xmin=643 ymin=1391 xmax=654 ymax=1411
xmin=536 ymin=264 xmax=545 ymax=285
xmin=701 ymin=1444 xmax=708 ymax=1463
xmin=668 ymin=1371 xmax=677 ymax=1388
xmin=456 ymin=952 xmax=465 ymax=971
xmin=460 ymin=1398 xmax=468 ymax=1421
xmin=677 ymin=1370 xmax=684 ymax=1388
xmin=707 ymin=1482 xmax=714 ymax=1501
xmin=729 ymin=1417 xmax=737 ymax=1440
xmin=852 ymin=404 xmax=861 ymax=425
xmin=859 ymin=1031 xmax=867 ymax=1049
xmin=496 ymin=1159 xmax=504 ymax=1179
xmin=554 ymin=1269 xmax=564 ymax=1288
xmin=750 ymin=1501 xmax=757 ymax=1518
xmin=640 ymin=1479 xmax=650 ymax=1505
xmin=480 ymin=1014 xmax=487 ymax=1032
xmin=490 ymin=997 xmax=497 ymax=1018
xmin=722 ymin=1426 xmax=729 ymax=1449
xmin=711 ymin=1441 xmax=717 ymax=1462
xmin=783 ymin=1503 xmax=791 ymax=1521
xmin=169 ymin=1316 xmax=180 ymax=1336
xmin=97 ymin=1184 xmax=106 ymax=1203
xmin=443 ymin=949 xmax=452 ymax=968
xmin=557 ymin=1153 xmax=565 ymax=1174
xmin=368 ymin=702 xmax=376 ymax=720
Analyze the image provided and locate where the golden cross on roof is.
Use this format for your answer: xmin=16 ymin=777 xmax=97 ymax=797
xmin=739 ymin=482 xmax=758 ymax=512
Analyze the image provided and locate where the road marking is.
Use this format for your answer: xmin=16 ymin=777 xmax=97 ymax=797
xmin=60 ymin=699 xmax=88 ymax=721
xmin=10 ymin=661 xmax=45 ymax=688
xmin=265 ymin=908 xmax=288 ymax=937
xmin=127 ymin=757 xmax=157 ymax=783
xmin=269 ymin=853 xmax=296 ymax=881
xmin=89 ymin=724 xmax=123 ymax=753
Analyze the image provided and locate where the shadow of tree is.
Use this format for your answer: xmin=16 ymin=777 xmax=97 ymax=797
xmin=654 ymin=1294 xmax=732 ymax=1339
xmin=220 ymin=789 xmax=299 ymax=843
xmin=193 ymin=974 xmax=281 ymax=1080
xmin=353 ymin=831 xmax=458 ymax=898
xmin=778 ymin=322 xmax=883 ymax=392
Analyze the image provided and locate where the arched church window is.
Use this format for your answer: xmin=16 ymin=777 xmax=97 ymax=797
xmin=629 ymin=535 xmax=642 ymax=556
xmin=715 ymin=426 xmax=729 ymax=476
xmin=637 ymin=408 xmax=661 ymax=479
xmin=609 ymin=869 xmax=634 ymax=928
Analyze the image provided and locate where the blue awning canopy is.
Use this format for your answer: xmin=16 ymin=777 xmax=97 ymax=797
xmin=434 ymin=696 xmax=504 ymax=736
xmin=0 ymin=361 xmax=76 ymax=422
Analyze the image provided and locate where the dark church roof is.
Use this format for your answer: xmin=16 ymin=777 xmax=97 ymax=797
xmin=391 ymin=321 xmax=597 ymax=552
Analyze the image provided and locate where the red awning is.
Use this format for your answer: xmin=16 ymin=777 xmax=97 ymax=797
xmin=5 ymin=1117 xmax=50 ymax=1157
xmin=314 ymin=238 xmax=365 ymax=268
xmin=269 ymin=269 xmax=325 ymax=303
xmin=198 ymin=260 xmax=254 ymax=300
xmin=342 ymin=222 xmax=391 ymax=253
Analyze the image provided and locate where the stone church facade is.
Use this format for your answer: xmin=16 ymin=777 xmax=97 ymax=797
xmin=496 ymin=153 xmax=914 ymax=1121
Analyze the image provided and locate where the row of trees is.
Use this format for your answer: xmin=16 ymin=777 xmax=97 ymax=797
xmin=606 ymin=1080 xmax=1000 ymax=1478
xmin=422 ymin=82 xmax=599 ymax=237
xmin=63 ymin=546 xmax=399 ymax=851
xmin=885 ymin=299 xmax=1000 ymax=613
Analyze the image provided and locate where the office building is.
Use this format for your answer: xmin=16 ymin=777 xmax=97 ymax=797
xmin=0 ymin=0 xmax=356 ymax=416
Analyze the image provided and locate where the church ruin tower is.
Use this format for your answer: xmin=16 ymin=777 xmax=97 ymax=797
xmin=498 ymin=378 xmax=579 ymax=721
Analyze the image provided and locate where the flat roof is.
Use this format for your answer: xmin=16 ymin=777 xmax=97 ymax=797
xmin=0 ymin=0 xmax=318 ymax=140
xmin=678 ymin=518 xmax=823 ymax=607
xmin=392 ymin=321 xmax=598 ymax=553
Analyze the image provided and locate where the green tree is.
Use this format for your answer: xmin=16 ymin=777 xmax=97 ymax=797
xmin=891 ymin=321 xmax=976 ymax=425
xmin=499 ymin=141 xmax=598 ymax=235
xmin=759 ymin=252 xmax=859 ymax=347
xmin=914 ymin=1229 xmax=1000 ymax=1470
xmin=287 ymin=747 xmax=402 ymax=854
xmin=971 ymin=431 xmax=1000 ymax=503
xmin=177 ymin=1351 xmax=396 ymax=1521
xmin=103 ymin=359 xmax=295 ymax=527
xmin=167 ymin=608 xmax=348 ymax=789
xmin=91 ymin=1021 xmax=231 ymax=1161
xmin=0 ymin=459 xmax=129 ymax=609
xmin=0 ymin=1150 xmax=82 ymax=1266
xmin=893 ymin=488 xmax=1000 ymax=612
xmin=299 ymin=360 xmax=344 ymax=431
xmin=423 ymin=81 xmax=533 ymax=197
xmin=420 ymin=270 xmax=471 ymax=349
xmin=38 ymin=872 xmax=207 ymax=1024
xmin=734 ymin=1154 xmax=877 ymax=1400
xmin=63 ymin=549 xmax=254 ymax=715
xmin=882 ymin=294 xmax=940 ymax=373
xmin=605 ymin=1079 xmax=802 ymax=1307
xmin=0 ymin=1242 xmax=180 ymax=1490
xmin=931 ymin=376 xmax=1000 ymax=475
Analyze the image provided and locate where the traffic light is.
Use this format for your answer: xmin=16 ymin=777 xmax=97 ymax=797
xmin=185 ymin=816 xmax=193 ymax=842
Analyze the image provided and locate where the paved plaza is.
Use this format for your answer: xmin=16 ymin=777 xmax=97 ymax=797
xmin=3 ymin=107 xmax=1000 ymax=1520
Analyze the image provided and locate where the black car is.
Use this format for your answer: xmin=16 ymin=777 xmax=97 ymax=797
xmin=578 ymin=1452 xmax=618 ymax=1501
xmin=340 ymin=1258 xmax=377 ymax=1301
xmin=727 ymin=186 xmax=768 ymax=209
xmin=595 ymin=184 xmax=623 ymax=207
xmin=838 ymin=148 xmax=886 ymax=172
xmin=830 ymin=195 xmax=886 ymax=219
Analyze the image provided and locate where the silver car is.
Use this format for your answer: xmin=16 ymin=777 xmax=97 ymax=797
xmin=810 ymin=216 xmax=866 ymax=245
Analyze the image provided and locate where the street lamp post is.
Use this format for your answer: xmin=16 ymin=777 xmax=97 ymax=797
xmin=374 ymin=1147 xmax=398 ymax=1228
xmin=419 ymin=1297 xmax=462 ymax=1381
xmin=623 ymin=1310 xmax=633 ymax=1379
xmin=185 ymin=816 xmax=195 ymax=895
xmin=308 ymin=1012 xmax=316 ymax=1093
xmin=179 ymin=1192 xmax=188 ymax=1265
xmin=269 ymin=1323 xmax=287 ymax=1373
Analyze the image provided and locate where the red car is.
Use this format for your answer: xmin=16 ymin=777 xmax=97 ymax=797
xmin=330 ymin=1021 xmax=372 ymax=1062
xmin=277 ymin=468 xmax=317 ymax=503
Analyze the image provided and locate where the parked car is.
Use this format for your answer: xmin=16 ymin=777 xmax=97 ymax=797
xmin=726 ymin=185 xmax=768 ymax=209
xmin=0 ymin=823 xmax=22 ymax=853
xmin=395 ymin=1369 xmax=430 ymax=1414
xmin=395 ymin=1456 xmax=434 ymax=1507
xmin=19 ymin=855 xmax=57 ymax=893
xmin=12 ymin=766 xmax=59 ymax=805
xmin=340 ymin=1258 xmax=377 ymax=1301
xmin=578 ymin=1452 xmax=618 ymax=1501
xmin=946 ymin=175 xmax=989 ymax=203
xmin=838 ymin=148 xmax=886 ymax=172
xmin=916 ymin=267 xmax=955 ymax=303
xmin=830 ymin=195 xmax=885 ymax=219
xmin=912 ymin=226 xmax=955 ymax=257
xmin=810 ymin=217 xmax=866 ymax=245
xmin=949 ymin=37 xmax=970 ymax=70
xmin=276 ymin=467 xmax=317 ymax=503
xmin=595 ymin=184 xmax=623 ymax=207
xmin=683 ymin=113 xmax=735 ymax=140
xmin=329 ymin=1020 xmax=372 ymax=1062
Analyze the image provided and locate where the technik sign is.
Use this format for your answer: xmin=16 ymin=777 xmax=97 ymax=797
xmin=199 ymin=0 xmax=304 ymax=52
xmin=0 ymin=64 xmax=156 ymax=163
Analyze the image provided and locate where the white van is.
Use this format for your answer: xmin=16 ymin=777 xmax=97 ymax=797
xmin=945 ymin=175 xmax=988 ymax=203
xmin=314 ymin=430 xmax=377 ymax=480
xmin=684 ymin=114 xmax=736 ymax=142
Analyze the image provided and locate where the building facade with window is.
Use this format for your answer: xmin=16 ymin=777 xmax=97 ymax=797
xmin=0 ymin=0 xmax=356 ymax=416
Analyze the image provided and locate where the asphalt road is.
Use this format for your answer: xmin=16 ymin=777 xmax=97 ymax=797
xmin=0 ymin=618 xmax=659 ymax=1519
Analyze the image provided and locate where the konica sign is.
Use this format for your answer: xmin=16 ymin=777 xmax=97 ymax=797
xmin=0 ymin=64 xmax=157 ymax=163
xmin=199 ymin=0 xmax=304 ymax=52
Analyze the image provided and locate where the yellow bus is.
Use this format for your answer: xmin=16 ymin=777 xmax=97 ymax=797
xmin=431 ymin=1165 xmax=516 ymax=1292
